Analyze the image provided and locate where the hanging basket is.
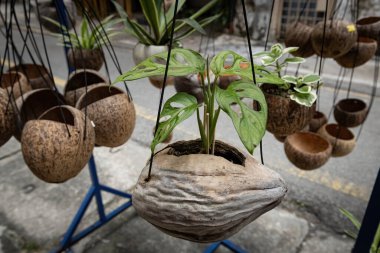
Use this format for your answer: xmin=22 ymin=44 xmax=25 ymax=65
xmin=67 ymin=48 xmax=104 ymax=71
xmin=274 ymin=134 xmax=287 ymax=143
xmin=284 ymin=132 xmax=332 ymax=170
xmin=13 ymin=88 xmax=65 ymax=141
xmin=75 ymin=85 xmax=136 ymax=148
xmin=317 ymin=123 xmax=356 ymax=157
xmin=0 ymin=72 xmax=31 ymax=100
xmin=0 ymin=88 xmax=15 ymax=147
xmin=21 ymin=105 xmax=95 ymax=183
xmin=334 ymin=98 xmax=368 ymax=127
xmin=311 ymin=20 xmax=358 ymax=58
xmin=8 ymin=64 xmax=54 ymax=89
xmin=309 ymin=111 xmax=328 ymax=132
xmin=334 ymin=37 xmax=377 ymax=68
xmin=64 ymin=69 xmax=108 ymax=106
xmin=284 ymin=22 xmax=315 ymax=58
xmin=261 ymin=84 xmax=315 ymax=136
xmin=356 ymin=16 xmax=380 ymax=55
xmin=133 ymin=139 xmax=287 ymax=243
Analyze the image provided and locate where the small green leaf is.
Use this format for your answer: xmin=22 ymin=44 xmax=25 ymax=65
xmin=284 ymin=57 xmax=305 ymax=64
xmin=215 ymin=80 xmax=268 ymax=154
xmin=294 ymin=85 xmax=312 ymax=94
xmin=151 ymin=92 xmax=198 ymax=151
xmin=340 ymin=208 xmax=361 ymax=231
xmin=282 ymin=75 xmax=298 ymax=84
xmin=177 ymin=18 xmax=206 ymax=35
xmin=252 ymin=51 xmax=271 ymax=58
xmin=282 ymin=47 xmax=299 ymax=54
xmin=262 ymin=56 xmax=277 ymax=65
xmin=290 ymin=91 xmax=317 ymax=107
xmin=113 ymin=48 xmax=205 ymax=83
xmin=302 ymin=74 xmax=321 ymax=84
xmin=270 ymin=44 xmax=283 ymax=57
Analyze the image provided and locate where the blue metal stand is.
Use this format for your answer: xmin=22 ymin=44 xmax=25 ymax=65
xmin=50 ymin=156 xmax=132 ymax=253
xmin=204 ymin=240 xmax=248 ymax=253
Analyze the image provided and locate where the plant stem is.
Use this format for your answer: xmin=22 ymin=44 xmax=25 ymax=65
xmin=276 ymin=61 xmax=282 ymax=78
xmin=196 ymin=107 xmax=207 ymax=150
xmin=371 ymin=224 xmax=380 ymax=253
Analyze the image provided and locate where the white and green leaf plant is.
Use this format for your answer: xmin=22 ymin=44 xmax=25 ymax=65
xmin=114 ymin=48 xmax=283 ymax=154
xmin=253 ymin=43 xmax=322 ymax=107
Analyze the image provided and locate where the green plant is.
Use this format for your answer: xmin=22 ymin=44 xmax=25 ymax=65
xmin=114 ymin=48 xmax=283 ymax=154
xmin=253 ymin=43 xmax=322 ymax=107
xmin=113 ymin=0 xmax=221 ymax=45
xmin=44 ymin=14 xmax=122 ymax=49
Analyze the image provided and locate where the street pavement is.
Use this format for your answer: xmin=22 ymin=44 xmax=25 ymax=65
xmin=0 ymin=11 xmax=379 ymax=253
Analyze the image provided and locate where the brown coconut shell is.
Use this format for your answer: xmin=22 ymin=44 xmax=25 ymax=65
xmin=133 ymin=139 xmax=287 ymax=243
xmin=13 ymin=88 xmax=65 ymax=141
xmin=334 ymin=98 xmax=368 ymax=127
xmin=356 ymin=16 xmax=380 ymax=40
xmin=284 ymin=22 xmax=315 ymax=58
xmin=318 ymin=123 xmax=356 ymax=157
xmin=261 ymin=84 xmax=315 ymax=136
xmin=0 ymin=88 xmax=16 ymax=147
xmin=8 ymin=64 xmax=54 ymax=89
xmin=21 ymin=105 xmax=95 ymax=183
xmin=0 ymin=72 xmax=31 ymax=100
xmin=274 ymin=134 xmax=287 ymax=143
xmin=311 ymin=20 xmax=358 ymax=58
xmin=284 ymin=132 xmax=332 ymax=170
xmin=309 ymin=111 xmax=328 ymax=132
xmin=67 ymin=48 xmax=104 ymax=71
xmin=64 ymin=69 xmax=108 ymax=106
xmin=334 ymin=37 xmax=377 ymax=68
xmin=75 ymin=85 xmax=136 ymax=147
xmin=148 ymin=76 xmax=174 ymax=89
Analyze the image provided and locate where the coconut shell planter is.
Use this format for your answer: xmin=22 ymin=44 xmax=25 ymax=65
xmin=284 ymin=132 xmax=332 ymax=170
xmin=0 ymin=72 xmax=31 ymax=100
xmin=311 ymin=20 xmax=358 ymax=58
xmin=334 ymin=98 xmax=368 ymax=127
xmin=356 ymin=16 xmax=380 ymax=55
xmin=261 ymin=84 xmax=315 ymax=136
xmin=309 ymin=111 xmax=328 ymax=132
xmin=13 ymin=88 xmax=65 ymax=141
xmin=284 ymin=22 xmax=315 ymax=58
xmin=133 ymin=140 xmax=287 ymax=242
xmin=67 ymin=48 xmax=104 ymax=71
xmin=75 ymin=85 xmax=136 ymax=148
xmin=21 ymin=105 xmax=95 ymax=183
xmin=318 ymin=123 xmax=356 ymax=157
xmin=8 ymin=64 xmax=54 ymax=89
xmin=0 ymin=88 xmax=15 ymax=147
xmin=64 ymin=69 xmax=108 ymax=106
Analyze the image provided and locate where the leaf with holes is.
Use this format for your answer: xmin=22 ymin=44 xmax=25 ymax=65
xmin=113 ymin=49 xmax=205 ymax=83
xmin=151 ymin=92 xmax=198 ymax=152
xmin=215 ymin=80 xmax=267 ymax=154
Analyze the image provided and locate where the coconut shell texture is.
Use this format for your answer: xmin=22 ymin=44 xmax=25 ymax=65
xmin=67 ymin=48 xmax=104 ymax=71
xmin=334 ymin=98 xmax=368 ymax=127
xmin=318 ymin=124 xmax=356 ymax=157
xmin=335 ymin=37 xmax=377 ymax=68
xmin=8 ymin=64 xmax=54 ymax=89
xmin=309 ymin=111 xmax=328 ymax=132
xmin=133 ymin=140 xmax=287 ymax=243
xmin=76 ymin=85 xmax=136 ymax=147
xmin=285 ymin=22 xmax=315 ymax=58
xmin=0 ymin=88 xmax=15 ymax=147
xmin=1 ymin=72 xmax=31 ymax=100
xmin=311 ymin=20 xmax=358 ymax=58
xmin=21 ymin=106 xmax=95 ymax=183
xmin=284 ymin=132 xmax=332 ymax=170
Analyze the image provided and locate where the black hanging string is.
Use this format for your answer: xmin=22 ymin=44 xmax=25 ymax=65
xmin=264 ymin=0 xmax=275 ymax=51
xmin=296 ymin=0 xmax=311 ymax=23
xmin=146 ymin=0 xmax=180 ymax=181
xmin=328 ymin=67 xmax=346 ymax=120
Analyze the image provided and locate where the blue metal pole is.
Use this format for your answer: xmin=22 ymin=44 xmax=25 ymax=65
xmin=88 ymin=155 xmax=106 ymax=221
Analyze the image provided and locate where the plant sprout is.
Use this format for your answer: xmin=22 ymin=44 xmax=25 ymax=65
xmin=254 ymin=44 xmax=322 ymax=107
xmin=44 ymin=14 xmax=122 ymax=49
xmin=114 ymin=49 xmax=283 ymax=154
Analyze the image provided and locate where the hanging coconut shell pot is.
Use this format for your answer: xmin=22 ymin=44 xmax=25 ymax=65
xmin=356 ymin=16 xmax=380 ymax=55
xmin=334 ymin=98 xmax=368 ymax=127
xmin=309 ymin=111 xmax=328 ymax=132
xmin=13 ymin=88 xmax=65 ymax=141
xmin=67 ymin=48 xmax=104 ymax=71
xmin=8 ymin=64 xmax=54 ymax=89
xmin=311 ymin=20 xmax=358 ymax=58
xmin=318 ymin=123 xmax=356 ymax=157
xmin=133 ymin=139 xmax=287 ymax=243
xmin=75 ymin=85 xmax=136 ymax=148
xmin=64 ymin=69 xmax=108 ymax=106
xmin=284 ymin=22 xmax=315 ymax=58
xmin=21 ymin=105 xmax=95 ymax=183
xmin=274 ymin=134 xmax=287 ymax=143
xmin=0 ymin=72 xmax=31 ymax=100
xmin=334 ymin=37 xmax=377 ymax=68
xmin=284 ymin=132 xmax=332 ymax=170
xmin=0 ymin=88 xmax=16 ymax=147
xmin=261 ymin=84 xmax=315 ymax=136
xmin=133 ymin=43 xmax=174 ymax=88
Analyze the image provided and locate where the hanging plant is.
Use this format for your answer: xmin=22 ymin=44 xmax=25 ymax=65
xmin=114 ymin=48 xmax=287 ymax=242
xmin=8 ymin=64 xmax=54 ymax=89
xmin=253 ymin=44 xmax=320 ymax=136
xmin=0 ymin=88 xmax=15 ymax=147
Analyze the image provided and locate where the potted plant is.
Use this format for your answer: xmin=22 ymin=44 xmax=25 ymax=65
xmin=113 ymin=49 xmax=287 ymax=242
xmin=253 ymin=43 xmax=321 ymax=136
xmin=44 ymin=14 xmax=122 ymax=70
xmin=113 ymin=0 xmax=221 ymax=88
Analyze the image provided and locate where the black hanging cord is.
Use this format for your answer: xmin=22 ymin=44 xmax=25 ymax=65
xmin=146 ymin=0 xmax=179 ymax=181
xmin=297 ymin=0 xmax=311 ymax=23
xmin=264 ymin=0 xmax=275 ymax=51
